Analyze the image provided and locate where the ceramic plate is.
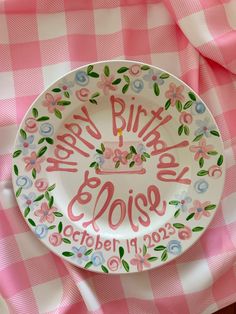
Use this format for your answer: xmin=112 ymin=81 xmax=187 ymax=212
xmin=12 ymin=60 xmax=225 ymax=274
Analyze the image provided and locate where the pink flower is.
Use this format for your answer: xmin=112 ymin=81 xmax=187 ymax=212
xmin=97 ymin=74 xmax=117 ymax=95
xmin=25 ymin=117 xmax=38 ymax=133
xmin=178 ymin=226 xmax=192 ymax=240
xmin=23 ymin=152 xmax=45 ymax=173
xmin=129 ymin=64 xmax=142 ymax=77
xmin=104 ymin=147 xmax=113 ymax=159
xmin=75 ymin=88 xmax=90 ymax=102
xmin=43 ymin=93 xmax=64 ymax=114
xmin=49 ymin=232 xmax=62 ymax=246
xmin=165 ymin=83 xmax=185 ymax=106
xmin=133 ymin=154 xmax=143 ymax=165
xmin=208 ymin=165 xmax=222 ymax=179
xmin=113 ymin=149 xmax=128 ymax=165
xmin=189 ymin=138 xmax=214 ymax=160
xmin=35 ymin=178 xmax=48 ymax=192
xmin=189 ymin=200 xmax=211 ymax=220
xmin=107 ymin=256 xmax=121 ymax=271
xmin=34 ymin=202 xmax=56 ymax=223
xmin=179 ymin=111 xmax=193 ymax=125
xmin=130 ymin=254 xmax=151 ymax=272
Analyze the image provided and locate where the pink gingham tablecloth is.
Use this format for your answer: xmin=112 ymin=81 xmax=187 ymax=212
xmin=0 ymin=1 xmax=236 ymax=313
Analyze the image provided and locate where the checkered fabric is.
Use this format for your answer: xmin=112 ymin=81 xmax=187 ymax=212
xmin=0 ymin=1 xmax=236 ymax=313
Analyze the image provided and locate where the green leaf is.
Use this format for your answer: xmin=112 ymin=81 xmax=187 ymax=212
xmin=174 ymin=209 xmax=180 ymax=218
xmin=37 ymin=146 xmax=47 ymax=158
xmin=64 ymin=91 xmax=70 ymax=98
xmin=52 ymin=88 xmax=61 ymax=92
xmin=54 ymin=109 xmax=62 ymax=119
xmin=176 ymin=100 xmax=182 ymax=112
xmin=143 ymin=152 xmax=150 ymax=158
xmin=62 ymin=251 xmax=74 ymax=257
xmin=96 ymin=149 xmax=103 ymax=154
xmin=192 ymin=226 xmax=204 ymax=232
xmin=37 ymin=116 xmax=49 ymax=121
xmin=130 ymin=145 xmax=137 ymax=154
xmin=47 ymin=184 xmax=56 ymax=192
xmin=14 ymin=165 xmax=19 ymax=176
xmin=197 ymin=170 xmax=208 ymax=176
xmin=143 ymin=244 xmax=147 ymax=256
xmin=87 ymin=64 xmax=93 ymax=74
xmin=48 ymin=225 xmax=56 ymax=230
xmin=57 ymin=100 xmax=71 ymax=106
xmin=101 ymin=265 xmax=109 ymax=273
xmin=34 ymin=194 xmax=44 ymax=202
xmin=104 ymin=65 xmax=110 ymax=77
xmin=119 ymin=246 xmax=124 ymax=259
xmin=126 ymin=152 xmax=133 ymax=160
xmin=186 ymin=213 xmax=195 ymax=221
xmin=20 ymin=128 xmax=27 ymax=140
xmin=122 ymin=260 xmax=130 ymax=272
xmin=154 ymin=245 xmax=166 ymax=251
xmin=207 ymin=151 xmax=218 ymax=156
xmin=217 ymin=154 xmax=223 ymax=166
xmin=122 ymin=84 xmax=129 ymax=94
xmin=89 ymin=99 xmax=97 ymax=104
xmin=49 ymin=196 xmax=54 ymax=208
xmin=153 ymin=82 xmax=160 ymax=96
xmin=161 ymin=250 xmax=168 ymax=262
xmin=88 ymin=72 xmax=99 ymax=78
xmin=38 ymin=138 xmax=45 ymax=144
xmin=91 ymin=92 xmax=100 ymax=98
xmin=129 ymin=161 xmax=135 ymax=168
xmin=159 ymin=73 xmax=169 ymax=79
xmin=147 ymin=257 xmax=158 ymax=262
xmin=95 ymin=163 xmax=99 ymax=170
xmin=85 ymin=249 xmax=93 ymax=256
xmin=58 ymin=221 xmax=63 ymax=233
xmin=53 ymin=212 xmax=63 ymax=217
xmin=165 ymin=99 xmax=171 ymax=110
xmin=32 ymin=108 xmax=38 ymax=118
xmin=84 ymin=261 xmax=93 ymax=269
xmin=13 ymin=150 xmax=22 ymax=158
xmin=193 ymin=134 xmax=203 ymax=142
xmin=188 ymin=91 xmax=196 ymax=101
xmin=123 ymin=75 xmax=130 ymax=84
xmin=115 ymin=160 xmax=120 ymax=168
xmin=112 ymin=78 xmax=121 ymax=85
xmin=141 ymin=155 xmax=146 ymax=162
xmin=28 ymin=218 xmax=36 ymax=227
xmin=90 ymin=162 xmax=97 ymax=168
xmin=101 ymin=143 xmax=105 ymax=152
xmin=62 ymin=238 xmax=71 ymax=244
xmin=199 ymin=157 xmax=204 ymax=168
xmin=169 ymin=200 xmax=180 ymax=205
xmin=210 ymin=130 xmax=220 ymax=137
xmin=183 ymin=100 xmax=193 ymax=110
xmin=205 ymin=204 xmax=216 ymax=211
xmin=24 ymin=207 xmax=30 ymax=217
xmin=46 ymin=137 xmax=54 ymax=144
xmin=178 ymin=125 xmax=184 ymax=136
xmin=184 ymin=125 xmax=190 ymax=135
xmin=16 ymin=187 xmax=22 ymax=197
xmin=173 ymin=223 xmax=185 ymax=229
xmin=141 ymin=65 xmax=150 ymax=70
xmin=117 ymin=66 xmax=129 ymax=73
xmin=32 ymin=168 xmax=36 ymax=179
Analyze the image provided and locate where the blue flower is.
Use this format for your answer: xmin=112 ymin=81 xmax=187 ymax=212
xmin=16 ymin=135 xmax=35 ymax=155
xmin=91 ymin=251 xmax=105 ymax=266
xmin=75 ymin=71 xmax=89 ymax=86
xmin=167 ymin=240 xmax=182 ymax=255
xmin=39 ymin=123 xmax=54 ymax=137
xmin=21 ymin=192 xmax=37 ymax=210
xmin=34 ymin=224 xmax=48 ymax=239
xmin=175 ymin=191 xmax=192 ymax=212
xmin=131 ymin=79 xmax=144 ymax=93
xmin=94 ymin=154 xmax=105 ymax=166
xmin=143 ymin=69 xmax=164 ymax=88
xmin=191 ymin=101 xmax=206 ymax=114
xmin=16 ymin=176 xmax=32 ymax=189
xmin=194 ymin=179 xmax=209 ymax=193
xmin=194 ymin=118 xmax=215 ymax=137
xmin=137 ymin=143 xmax=146 ymax=154
xmin=72 ymin=246 xmax=89 ymax=265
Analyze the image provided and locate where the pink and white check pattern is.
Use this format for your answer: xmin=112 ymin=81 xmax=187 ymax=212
xmin=0 ymin=1 xmax=236 ymax=313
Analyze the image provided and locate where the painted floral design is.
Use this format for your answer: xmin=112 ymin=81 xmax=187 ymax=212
xmin=23 ymin=152 xmax=45 ymax=173
xmin=195 ymin=118 xmax=215 ymax=137
xmin=129 ymin=64 xmax=142 ymax=77
xmin=143 ymin=69 xmax=164 ymax=88
xmin=178 ymin=226 xmax=192 ymax=240
xmin=21 ymin=192 xmax=37 ymax=211
xmin=75 ymin=71 xmax=89 ymax=86
xmin=97 ymin=74 xmax=117 ymax=95
xmin=191 ymin=101 xmax=206 ymax=114
xmin=58 ymin=77 xmax=74 ymax=95
xmin=16 ymin=176 xmax=32 ymax=189
xmin=34 ymin=224 xmax=48 ymax=239
xmin=72 ymin=246 xmax=89 ymax=264
xmin=107 ymin=256 xmax=121 ymax=271
xmin=131 ymin=79 xmax=144 ymax=93
xmin=34 ymin=202 xmax=56 ymax=223
xmin=189 ymin=200 xmax=211 ymax=220
xmin=189 ymin=138 xmax=214 ymax=160
xmin=179 ymin=111 xmax=193 ymax=125
xmin=208 ymin=165 xmax=222 ymax=178
xmin=167 ymin=240 xmax=182 ymax=255
xmin=165 ymin=83 xmax=185 ymax=106
xmin=194 ymin=179 xmax=209 ymax=193
xmin=17 ymin=135 xmax=35 ymax=156
xmin=91 ymin=251 xmax=105 ymax=266
xmin=35 ymin=178 xmax=48 ymax=192
xmin=39 ymin=123 xmax=54 ymax=137
xmin=175 ymin=191 xmax=192 ymax=212
xmin=49 ymin=232 xmax=62 ymax=247
xmin=43 ymin=93 xmax=64 ymax=114
xmin=130 ymin=253 xmax=151 ymax=271
xmin=76 ymin=88 xmax=90 ymax=102
xmin=25 ymin=118 xmax=38 ymax=133
xmin=113 ymin=149 xmax=128 ymax=165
